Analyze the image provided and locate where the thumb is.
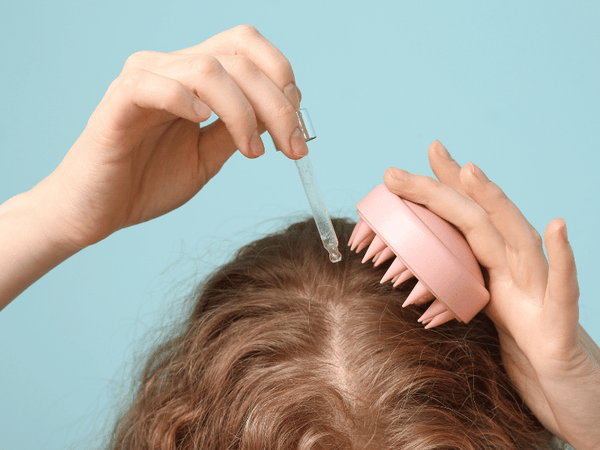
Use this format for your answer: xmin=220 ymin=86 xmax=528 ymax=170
xmin=196 ymin=120 xmax=269 ymax=185
xmin=196 ymin=119 xmax=240 ymax=184
xmin=542 ymin=218 xmax=580 ymax=356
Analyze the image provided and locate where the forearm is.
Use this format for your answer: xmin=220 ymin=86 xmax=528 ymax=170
xmin=0 ymin=188 xmax=79 ymax=310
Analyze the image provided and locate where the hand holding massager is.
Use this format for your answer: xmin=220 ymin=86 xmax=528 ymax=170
xmin=349 ymin=185 xmax=490 ymax=329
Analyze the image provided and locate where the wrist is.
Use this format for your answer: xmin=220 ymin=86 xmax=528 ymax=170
xmin=578 ymin=324 xmax=600 ymax=368
xmin=538 ymin=351 xmax=600 ymax=450
xmin=25 ymin=180 xmax=88 ymax=254
xmin=0 ymin=188 xmax=82 ymax=309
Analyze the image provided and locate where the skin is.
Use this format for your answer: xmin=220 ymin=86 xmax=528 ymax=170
xmin=45 ymin=24 xmax=308 ymax=249
xmin=0 ymin=25 xmax=305 ymax=303
xmin=384 ymin=141 xmax=600 ymax=449
xmin=1 ymin=25 xmax=599 ymax=449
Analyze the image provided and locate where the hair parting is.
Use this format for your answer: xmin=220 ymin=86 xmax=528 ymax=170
xmin=108 ymin=218 xmax=553 ymax=449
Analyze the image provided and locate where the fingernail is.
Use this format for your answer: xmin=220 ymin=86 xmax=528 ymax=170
xmin=561 ymin=220 xmax=568 ymax=242
xmin=250 ymin=130 xmax=265 ymax=157
xmin=284 ymin=83 xmax=300 ymax=110
xmin=434 ymin=140 xmax=453 ymax=160
xmin=387 ymin=167 xmax=413 ymax=181
xmin=291 ymin=127 xmax=309 ymax=157
xmin=471 ymin=163 xmax=489 ymax=183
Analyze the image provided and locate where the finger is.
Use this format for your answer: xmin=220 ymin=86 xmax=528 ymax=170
xmin=542 ymin=219 xmax=580 ymax=353
xmin=460 ymin=163 xmax=546 ymax=256
xmin=97 ymin=68 xmax=212 ymax=138
xmin=121 ymin=50 xmax=175 ymax=72
xmin=460 ymin=162 xmax=549 ymax=288
xmin=176 ymin=25 xmax=297 ymax=97
xmin=129 ymin=69 xmax=212 ymax=122
xmin=153 ymin=55 xmax=264 ymax=158
xmin=383 ymin=167 xmax=508 ymax=274
xmin=217 ymin=55 xmax=307 ymax=159
xmin=195 ymin=120 xmax=270 ymax=184
xmin=428 ymin=140 xmax=467 ymax=196
xmin=196 ymin=119 xmax=238 ymax=183
xmin=174 ymin=26 xmax=305 ymax=158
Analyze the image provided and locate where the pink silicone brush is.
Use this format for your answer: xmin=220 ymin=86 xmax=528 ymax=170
xmin=348 ymin=184 xmax=490 ymax=329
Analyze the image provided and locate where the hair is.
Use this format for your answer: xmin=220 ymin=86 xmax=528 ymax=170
xmin=108 ymin=218 xmax=553 ymax=449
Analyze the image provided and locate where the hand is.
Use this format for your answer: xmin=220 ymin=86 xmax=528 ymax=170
xmin=33 ymin=25 xmax=306 ymax=251
xmin=383 ymin=141 xmax=600 ymax=449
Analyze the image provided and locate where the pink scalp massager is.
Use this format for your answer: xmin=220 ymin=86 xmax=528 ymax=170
xmin=348 ymin=184 xmax=490 ymax=329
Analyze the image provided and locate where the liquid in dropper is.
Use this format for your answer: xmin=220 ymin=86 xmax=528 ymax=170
xmin=294 ymin=109 xmax=341 ymax=263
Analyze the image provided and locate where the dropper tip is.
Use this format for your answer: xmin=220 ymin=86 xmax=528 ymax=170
xmin=328 ymin=248 xmax=342 ymax=263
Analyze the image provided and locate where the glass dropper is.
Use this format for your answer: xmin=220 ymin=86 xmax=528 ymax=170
xmin=293 ymin=109 xmax=342 ymax=263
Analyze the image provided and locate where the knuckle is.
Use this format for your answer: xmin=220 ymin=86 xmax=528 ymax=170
xmin=417 ymin=175 xmax=442 ymax=204
xmin=530 ymin=228 xmax=544 ymax=248
xmin=117 ymin=68 xmax=144 ymax=95
xmin=458 ymin=164 xmax=472 ymax=184
xmin=460 ymin=207 xmax=488 ymax=235
xmin=271 ymin=55 xmax=293 ymax=80
xmin=233 ymin=24 xmax=261 ymax=38
xmin=275 ymin=102 xmax=296 ymax=121
xmin=225 ymin=103 xmax=256 ymax=135
xmin=470 ymin=207 xmax=490 ymax=228
xmin=491 ymin=183 xmax=509 ymax=202
xmin=485 ymin=183 xmax=512 ymax=212
xmin=123 ymin=51 xmax=153 ymax=69
xmin=238 ymin=106 xmax=256 ymax=128
xmin=192 ymin=55 xmax=223 ymax=79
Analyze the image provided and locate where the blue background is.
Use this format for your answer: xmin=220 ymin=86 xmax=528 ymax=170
xmin=1 ymin=1 xmax=599 ymax=448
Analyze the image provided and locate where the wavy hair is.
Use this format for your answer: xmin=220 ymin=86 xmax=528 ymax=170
xmin=109 ymin=218 xmax=552 ymax=449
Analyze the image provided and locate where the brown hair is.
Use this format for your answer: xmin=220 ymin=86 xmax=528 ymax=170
xmin=109 ymin=218 xmax=552 ymax=449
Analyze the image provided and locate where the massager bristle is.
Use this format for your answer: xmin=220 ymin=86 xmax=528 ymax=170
xmin=347 ymin=220 xmax=361 ymax=249
xmin=380 ymin=258 xmax=407 ymax=284
xmin=350 ymin=218 xmax=453 ymax=329
xmin=423 ymin=310 xmax=455 ymax=329
xmin=348 ymin=219 xmax=373 ymax=251
xmin=350 ymin=220 xmax=451 ymax=325
xmin=402 ymin=280 xmax=433 ymax=308
xmin=351 ymin=185 xmax=490 ymax=330
xmin=373 ymin=247 xmax=395 ymax=267
xmin=372 ymin=250 xmax=384 ymax=264
xmin=417 ymin=299 xmax=447 ymax=323
xmin=393 ymin=270 xmax=414 ymax=288
xmin=362 ymin=236 xmax=387 ymax=263
xmin=356 ymin=235 xmax=375 ymax=253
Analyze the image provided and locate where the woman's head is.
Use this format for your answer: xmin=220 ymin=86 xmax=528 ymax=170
xmin=111 ymin=218 xmax=552 ymax=449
